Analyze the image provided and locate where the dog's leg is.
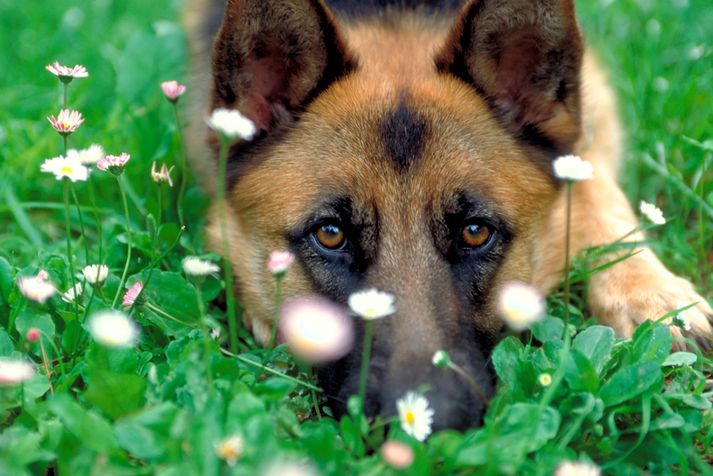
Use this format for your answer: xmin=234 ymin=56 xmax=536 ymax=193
xmin=532 ymin=53 xmax=712 ymax=348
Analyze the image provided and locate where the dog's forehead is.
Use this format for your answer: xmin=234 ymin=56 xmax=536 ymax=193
xmin=233 ymin=80 xmax=554 ymax=235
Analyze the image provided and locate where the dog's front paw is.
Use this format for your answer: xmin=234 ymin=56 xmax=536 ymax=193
xmin=588 ymin=250 xmax=713 ymax=350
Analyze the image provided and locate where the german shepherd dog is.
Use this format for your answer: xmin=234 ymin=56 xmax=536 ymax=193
xmin=185 ymin=0 xmax=713 ymax=430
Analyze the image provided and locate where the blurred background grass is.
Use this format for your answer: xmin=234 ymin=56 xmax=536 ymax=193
xmin=0 ymin=0 xmax=710 ymax=294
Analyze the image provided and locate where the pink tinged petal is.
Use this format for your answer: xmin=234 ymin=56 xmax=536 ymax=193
xmin=48 ymin=109 xmax=84 ymax=135
xmin=267 ymin=251 xmax=295 ymax=275
xmin=279 ymin=296 xmax=354 ymax=364
xmin=45 ymin=61 xmax=88 ymax=80
xmin=160 ymin=80 xmax=186 ymax=101
xmin=122 ymin=281 xmax=144 ymax=308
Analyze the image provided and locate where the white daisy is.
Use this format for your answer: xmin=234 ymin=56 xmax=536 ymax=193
xmin=555 ymin=460 xmax=601 ymax=476
xmin=67 ymin=144 xmax=105 ymax=165
xmin=552 ymin=154 xmax=594 ymax=182
xmin=40 ymin=155 xmax=90 ymax=182
xmin=0 ymin=359 xmax=35 ymax=386
xmin=88 ymin=310 xmax=140 ymax=348
xmin=182 ymin=257 xmax=220 ymax=276
xmin=62 ymin=282 xmax=83 ymax=303
xmin=639 ymin=200 xmax=666 ymax=225
xmin=82 ymin=264 xmax=109 ymax=285
xmin=348 ymin=289 xmax=396 ymax=320
xmin=17 ymin=272 xmax=56 ymax=304
xmin=496 ymin=281 xmax=546 ymax=331
xmin=396 ymin=392 xmax=434 ymax=442
xmin=215 ymin=434 xmax=244 ymax=466
xmin=267 ymin=250 xmax=295 ymax=276
xmin=205 ymin=108 xmax=256 ymax=141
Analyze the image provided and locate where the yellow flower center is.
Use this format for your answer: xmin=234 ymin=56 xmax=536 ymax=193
xmin=404 ymin=410 xmax=415 ymax=425
xmin=60 ymin=166 xmax=73 ymax=175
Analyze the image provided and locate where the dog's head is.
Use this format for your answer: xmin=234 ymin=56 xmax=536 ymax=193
xmin=206 ymin=0 xmax=583 ymax=430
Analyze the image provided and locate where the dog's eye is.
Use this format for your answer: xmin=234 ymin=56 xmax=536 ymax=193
xmin=314 ymin=223 xmax=347 ymax=250
xmin=460 ymin=222 xmax=492 ymax=249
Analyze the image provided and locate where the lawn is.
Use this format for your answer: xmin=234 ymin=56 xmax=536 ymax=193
xmin=0 ymin=0 xmax=711 ymax=474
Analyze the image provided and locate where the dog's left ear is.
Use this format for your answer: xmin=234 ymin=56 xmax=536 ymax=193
xmin=435 ymin=0 xmax=583 ymax=153
xmin=211 ymin=0 xmax=356 ymax=132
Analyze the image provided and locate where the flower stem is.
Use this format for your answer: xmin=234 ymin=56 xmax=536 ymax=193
xmin=217 ymin=137 xmax=238 ymax=353
xmin=38 ymin=336 xmax=55 ymax=395
xmin=219 ymin=348 xmax=323 ymax=392
xmin=145 ymin=301 xmax=194 ymax=327
xmin=358 ymin=320 xmax=375 ymax=408
xmin=447 ymin=362 xmax=489 ymax=409
xmin=87 ymin=181 xmax=103 ymax=263
xmin=172 ymin=103 xmax=188 ymax=230
xmin=563 ymin=182 xmax=573 ymax=327
xmin=112 ymin=176 xmax=133 ymax=308
xmin=269 ymin=275 xmax=283 ymax=349
xmin=69 ymin=183 xmax=89 ymax=263
xmin=63 ymin=179 xmax=79 ymax=318
xmin=62 ymin=83 xmax=68 ymax=109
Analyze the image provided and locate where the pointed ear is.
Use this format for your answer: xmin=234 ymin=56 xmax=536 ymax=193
xmin=211 ymin=0 xmax=356 ymax=132
xmin=435 ymin=0 xmax=584 ymax=153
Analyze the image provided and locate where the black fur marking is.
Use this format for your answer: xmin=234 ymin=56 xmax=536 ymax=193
xmin=327 ymin=0 xmax=464 ymax=16
xmin=380 ymin=99 xmax=429 ymax=172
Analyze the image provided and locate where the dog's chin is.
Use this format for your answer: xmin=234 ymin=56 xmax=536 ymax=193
xmin=316 ymin=355 xmax=495 ymax=432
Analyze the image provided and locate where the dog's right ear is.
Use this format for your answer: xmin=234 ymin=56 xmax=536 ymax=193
xmin=211 ymin=0 xmax=356 ymax=132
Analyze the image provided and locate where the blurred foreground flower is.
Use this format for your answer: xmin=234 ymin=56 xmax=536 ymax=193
xmin=151 ymin=162 xmax=174 ymax=187
xmin=183 ymin=257 xmax=220 ymax=276
xmin=17 ymin=271 xmax=56 ymax=303
xmin=122 ymin=281 xmax=144 ymax=308
xmin=206 ymin=108 xmax=256 ymax=141
xmin=262 ymin=459 xmax=319 ymax=476
xmin=97 ymin=152 xmax=130 ymax=176
xmin=88 ymin=310 xmax=139 ymax=348
xmin=639 ymin=200 xmax=666 ymax=225
xmin=83 ymin=264 xmax=109 ymax=285
xmin=161 ymin=80 xmax=187 ymax=102
xmin=381 ymin=440 xmax=414 ymax=469
xmin=40 ymin=156 xmax=89 ymax=182
xmin=553 ymin=154 xmax=593 ymax=182
xmin=497 ymin=281 xmax=546 ymax=331
xmin=348 ymin=289 xmax=396 ymax=320
xmin=555 ymin=460 xmax=601 ymax=476
xmin=67 ymin=144 xmax=104 ymax=165
xmin=45 ymin=61 xmax=88 ymax=82
xmin=267 ymin=250 xmax=295 ymax=276
xmin=47 ymin=109 xmax=84 ymax=136
xmin=215 ymin=434 xmax=244 ymax=466
xmin=279 ymin=296 xmax=353 ymax=363
xmin=0 ymin=359 xmax=35 ymax=386
xmin=538 ymin=373 xmax=553 ymax=387
xmin=26 ymin=328 xmax=41 ymax=343
xmin=396 ymin=392 xmax=434 ymax=442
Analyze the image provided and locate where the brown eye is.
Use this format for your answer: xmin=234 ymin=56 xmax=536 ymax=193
xmin=315 ymin=224 xmax=346 ymax=250
xmin=461 ymin=222 xmax=492 ymax=249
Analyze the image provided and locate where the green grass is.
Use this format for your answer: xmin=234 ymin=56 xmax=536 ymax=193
xmin=0 ymin=0 xmax=711 ymax=474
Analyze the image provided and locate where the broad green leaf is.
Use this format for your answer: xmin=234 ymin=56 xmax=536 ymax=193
xmin=573 ymin=325 xmax=615 ymax=374
xmin=84 ymin=371 xmax=147 ymax=420
xmin=531 ymin=317 xmax=564 ymax=343
xmin=491 ymin=337 xmax=523 ymax=384
xmin=115 ymin=403 xmax=180 ymax=461
xmin=564 ymin=349 xmax=599 ymax=393
xmin=0 ymin=257 xmax=13 ymax=303
xmin=662 ymin=351 xmax=697 ymax=367
xmin=47 ymin=393 xmax=119 ymax=453
xmin=0 ymin=328 xmax=12 ymax=356
xmin=15 ymin=310 xmax=54 ymax=340
xmin=455 ymin=404 xmax=560 ymax=468
xmin=630 ymin=321 xmax=671 ymax=366
xmin=598 ymin=361 xmax=661 ymax=407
